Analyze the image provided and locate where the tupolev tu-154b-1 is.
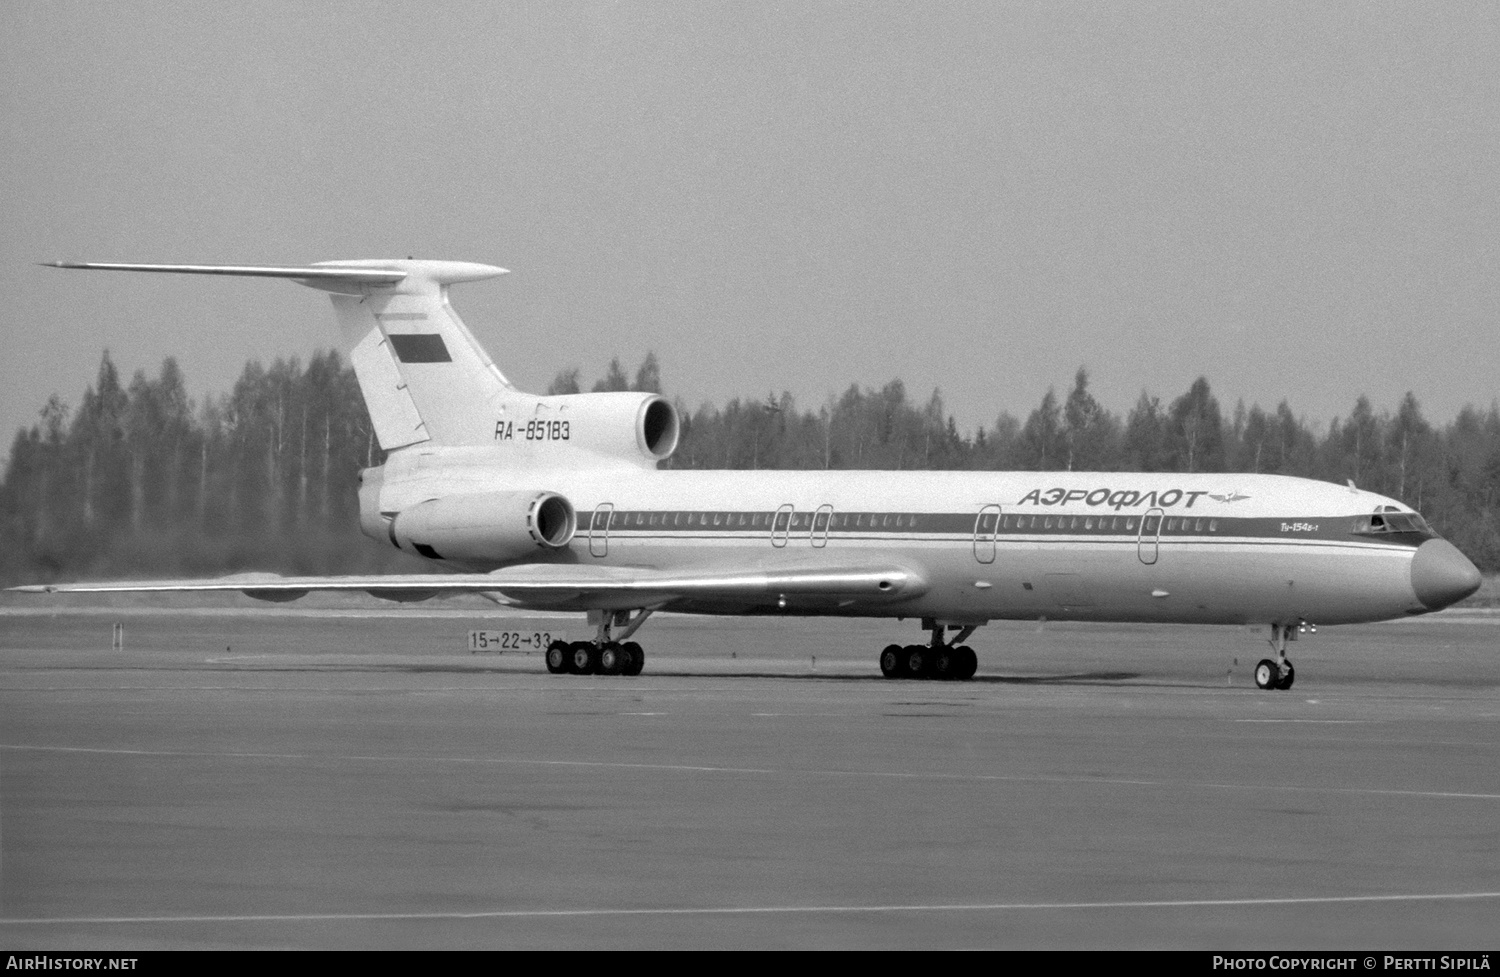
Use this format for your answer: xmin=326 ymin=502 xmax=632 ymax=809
xmin=14 ymin=259 xmax=1482 ymax=689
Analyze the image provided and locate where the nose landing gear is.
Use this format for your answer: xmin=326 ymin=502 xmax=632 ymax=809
xmin=1254 ymin=621 xmax=1311 ymax=690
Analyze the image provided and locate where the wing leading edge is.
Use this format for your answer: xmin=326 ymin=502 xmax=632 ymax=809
xmin=9 ymin=564 xmax=926 ymax=612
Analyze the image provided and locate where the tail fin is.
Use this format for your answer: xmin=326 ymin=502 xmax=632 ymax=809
xmin=45 ymin=260 xmax=510 ymax=450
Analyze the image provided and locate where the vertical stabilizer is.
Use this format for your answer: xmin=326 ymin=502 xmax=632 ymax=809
xmin=311 ymin=261 xmax=513 ymax=449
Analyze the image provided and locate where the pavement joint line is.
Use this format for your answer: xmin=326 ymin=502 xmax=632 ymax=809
xmin=5 ymin=891 xmax=1500 ymax=926
xmin=3 ymin=743 xmax=1497 ymax=799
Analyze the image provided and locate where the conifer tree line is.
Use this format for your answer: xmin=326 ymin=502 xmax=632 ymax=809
xmin=2 ymin=352 xmax=1497 ymax=583
xmin=1 ymin=351 xmax=390 ymax=584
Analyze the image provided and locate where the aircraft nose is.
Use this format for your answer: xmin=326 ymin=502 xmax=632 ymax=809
xmin=1410 ymin=538 xmax=1482 ymax=611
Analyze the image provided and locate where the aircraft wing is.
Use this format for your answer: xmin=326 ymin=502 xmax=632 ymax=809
xmin=8 ymin=563 xmax=925 ymax=612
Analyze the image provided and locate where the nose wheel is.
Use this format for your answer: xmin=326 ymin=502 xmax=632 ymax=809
xmin=1253 ymin=658 xmax=1294 ymax=690
xmin=1255 ymin=622 xmax=1306 ymax=690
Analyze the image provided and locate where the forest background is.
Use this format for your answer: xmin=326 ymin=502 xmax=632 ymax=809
xmin=3 ymin=349 xmax=1497 ymax=584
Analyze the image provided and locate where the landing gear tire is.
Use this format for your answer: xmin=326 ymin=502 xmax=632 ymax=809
xmin=879 ymin=644 xmax=904 ymax=679
xmin=569 ymin=641 xmax=598 ymax=676
xmin=1275 ymin=660 xmax=1295 ymax=690
xmin=1254 ymin=658 xmax=1279 ymax=690
xmin=621 ymin=641 xmax=644 ymax=677
xmin=954 ymin=646 xmax=978 ymax=681
xmin=545 ymin=640 xmax=569 ymax=674
xmin=598 ymin=642 xmax=625 ymax=676
xmin=903 ymin=646 xmax=929 ymax=679
xmin=930 ymin=647 xmax=957 ymax=681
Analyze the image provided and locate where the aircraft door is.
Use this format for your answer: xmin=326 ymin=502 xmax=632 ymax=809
xmin=771 ymin=504 xmax=794 ymax=548
xmin=1137 ymin=507 xmax=1163 ymax=565
xmin=811 ymin=504 xmax=834 ymax=548
xmin=588 ymin=503 xmax=614 ymax=558
xmin=973 ymin=504 xmax=1001 ymax=564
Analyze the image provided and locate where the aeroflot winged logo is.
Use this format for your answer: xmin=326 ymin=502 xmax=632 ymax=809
xmin=1017 ymin=487 xmax=1248 ymax=510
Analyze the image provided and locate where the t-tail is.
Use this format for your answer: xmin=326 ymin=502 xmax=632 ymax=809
xmin=43 ymin=260 xmax=679 ymax=467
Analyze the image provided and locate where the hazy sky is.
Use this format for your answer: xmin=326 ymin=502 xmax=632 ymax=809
xmin=3 ymin=1 xmax=1497 ymax=455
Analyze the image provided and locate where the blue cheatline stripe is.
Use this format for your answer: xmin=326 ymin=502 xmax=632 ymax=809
xmin=585 ymin=510 xmax=1428 ymax=548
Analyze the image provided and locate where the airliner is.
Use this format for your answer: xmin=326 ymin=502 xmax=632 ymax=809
xmin=14 ymin=260 xmax=1483 ymax=690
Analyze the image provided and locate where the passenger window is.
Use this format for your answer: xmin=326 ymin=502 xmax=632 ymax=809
xmin=1085 ymin=517 xmax=1095 ymax=530
xmin=1043 ymin=516 xmax=1053 ymax=529
xmin=1166 ymin=518 xmax=1177 ymax=531
xmin=1209 ymin=520 xmax=1218 ymax=531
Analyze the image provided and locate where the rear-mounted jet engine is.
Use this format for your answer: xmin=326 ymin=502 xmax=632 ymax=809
xmin=388 ymin=490 xmax=576 ymax=565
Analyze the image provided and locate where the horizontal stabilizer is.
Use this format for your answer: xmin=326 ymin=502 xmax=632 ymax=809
xmin=44 ymin=258 xmax=512 ymax=449
xmin=42 ymin=261 xmax=409 ymax=285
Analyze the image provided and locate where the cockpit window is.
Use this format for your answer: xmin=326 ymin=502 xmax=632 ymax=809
xmin=1353 ymin=510 xmax=1433 ymax=536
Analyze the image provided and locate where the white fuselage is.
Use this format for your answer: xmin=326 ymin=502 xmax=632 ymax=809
xmin=372 ymin=456 xmax=1435 ymax=628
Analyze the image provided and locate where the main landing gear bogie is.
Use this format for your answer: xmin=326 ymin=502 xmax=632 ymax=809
xmin=547 ymin=639 xmax=645 ymax=677
xmin=546 ymin=608 xmax=654 ymax=678
xmin=880 ymin=622 xmax=981 ymax=681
